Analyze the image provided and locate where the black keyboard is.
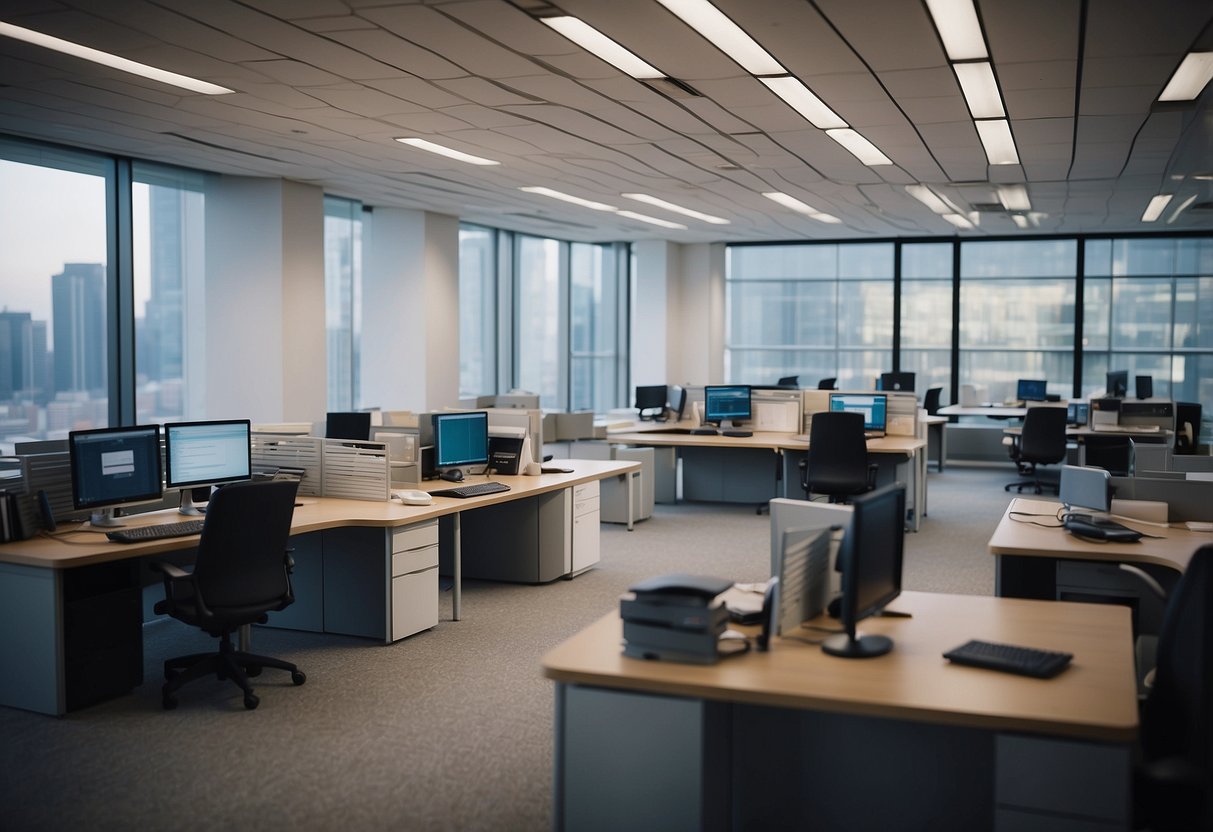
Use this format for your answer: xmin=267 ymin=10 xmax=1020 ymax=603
xmin=106 ymin=518 xmax=205 ymax=544
xmin=431 ymin=481 xmax=511 ymax=499
xmin=944 ymin=639 xmax=1073 ymax=678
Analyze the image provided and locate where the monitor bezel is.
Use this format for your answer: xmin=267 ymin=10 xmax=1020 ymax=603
xmin=703 ymin=384 xmax=753 ymax=424
xmin=163 ymin=419 xmax=253 ymax=490
xmin=1016 ymin=378 xmax=1048 ymax=402
xmin=67 ymin=424 xmax=164 ymax=512
xmin=879 ymin=372 xmax=915 ymax=392
xmin=433 ymin=411 xmax=491 ymax=469
xmin=635 ymin=384 xmax=668 ymax=419
xmin=828 ymin=392 xmax=889 ymax=433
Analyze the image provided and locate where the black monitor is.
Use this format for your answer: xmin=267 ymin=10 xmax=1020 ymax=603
xmin=1016 ymin=379 xmax=1047 ymax=402
xmin=433 ymin=411 xmax=489 ymax=480
xmin=703 ymin=385 xmax=751 ymax=430
xmin=635 ymin=385 xmax=668 ymax=420
xmin=1106 ymin=370 xmax=1128 ymax=398
xmin=878 ymin=372 xmax=915 ymax=392
xmin=1066 ymin=401 xmax=1090 ymax=426
xmin=1136 ymin=375 xmax=1153 ymax=400
xmin=164 ymin=419 xmax=252 ymax=516
xmin=828 ymin=393 xmax=888 ymax=435
xmin=822 ymin=484 xmax=906 ymax=659
xmin=68 ymin=424 xmax=163 ymax=528
xmin=326 ymin=411 xmax=372 ymax=441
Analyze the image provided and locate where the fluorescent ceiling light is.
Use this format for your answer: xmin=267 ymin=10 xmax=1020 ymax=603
xmin=997 ymin=184 xmax=1031 ymax=211
xmin=1158 ymin=52 xmax=1213 ymax=101
xmin=826 ymin=128 xmax=893 ymax=166
xmin=762 ymin=192 xmax=841 ymax=223
xmin=654 ymin=0 xmax=784 ymax=75
xmin=0 ymin=21 xmax=233 ymax=94
xmin=1167 ymin=194 xmax=1198 ymax=223
xmin=941 ymin=212 xmax=974 ymax=229
xmin=1011 ymin=214 xmax=1030 ymax=229
xmin=905 ymin=184 xmax=958 ymax=214
xmin=396 ymin=138 xmax=500 ymax=166
xmin=974 ymin=119 xmax=1019 ymax=165
xmin=519 ymin=186 xmax=616 ymax=211
xmin=953 ymin=61 xmax=1004 ymax=119
xmin=541 ymin=16 xmax=663 ymax=79
xmin=759 ymin=76 xmax=847 ymax=130
xmin=616 ymin=210 xmax=687 ymax=230
xmin=621 ymin=193 xmax=729 ymax=224
xmin=924 ymin=0 xmax=987 ymax=61
xmin=1141 ymin=194 xmax=1172 ymax=222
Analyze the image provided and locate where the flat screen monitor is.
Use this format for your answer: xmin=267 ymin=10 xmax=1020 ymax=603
xmin=1106 ymin=370 xmax=1128 ymax=398
xmin=433 ymin=411 xmax=489 ymax=478
xmin=164 ymin=419 xmax=252 ymax=515
xmin=878 ymin=372 xmax=915 ymax=392
xmin=828 ymin=393 xmax=888 ymax=435
xmin=703 ymin=385 xmax=751 ymax=429
xmin=1066 ymin=401 xmax=1090 ymax=426
xmin=68 ymin=424 xmax=163 ymax=527
xmin=1136 ymin=375 xmax=1153 ymax=400
xmin=822 ymin=484 xmax=906 ymax=659
xmin=326 ymin=411 xmax=372 ymax=441
xmin=1016 ymin=379 xmax=1048 ymax=402
xmin=635 ymin=385 xmax=668 ymax=420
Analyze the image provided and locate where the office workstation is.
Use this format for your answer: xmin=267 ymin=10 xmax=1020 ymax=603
xmin=3 ymin=1 xmax=1213 ymax=829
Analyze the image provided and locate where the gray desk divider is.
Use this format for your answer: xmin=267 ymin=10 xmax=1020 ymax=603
xmin=320 ymin=439 xmax=390 ymax=501
xmin=1109 ymin=475 xmax=1213 ymax=522
xmin=251 ymin=434 xmax=323 ymax=496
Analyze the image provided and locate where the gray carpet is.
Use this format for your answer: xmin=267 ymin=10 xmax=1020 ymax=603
xmin=0 ymin=466 xmax=1010 ymax=831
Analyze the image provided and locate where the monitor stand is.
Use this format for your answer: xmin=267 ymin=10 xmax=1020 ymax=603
xmin=88 ymin=508 xmax=124 ymax=528
xmin=177 ymin=489 xmax=206 ymax=516
xmin=822 ymin=630 xmax=893 ymax=658
xmin=719 ymin=419 xmax=753 ymax=438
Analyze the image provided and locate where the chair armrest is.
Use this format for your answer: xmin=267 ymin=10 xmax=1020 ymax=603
xmin=150 ymin=561 xmax=190 ymax=579
xmin=865 ymin=462 xmax=879 ymax=490
xmin=151 ymin=559 xmax=203 ymax=616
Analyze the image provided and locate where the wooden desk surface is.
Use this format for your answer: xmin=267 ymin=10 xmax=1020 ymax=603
xmin=987 ymin=497 xmax=1207 ymax=573
xmin=543 ymin=590 xmax=1137 ymax=742
xmin=609 ymin=427 xmax=924 ymax=457
xmin=0 ymin=459 xmax=639 ymax=570
xmin=938 ymin=404 xmax=1027 ymax=418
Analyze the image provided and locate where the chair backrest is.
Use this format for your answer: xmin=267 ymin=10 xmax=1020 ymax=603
xmin=191 ymin=480 xmax=300 ymax=610
xmin=817 ymin=377 xmax=837 ymax=390
xmin=776 ymin=375 xmax=799 ymax=387
xmin=805 ymin=411 xmax=869 ymax=495
xmin=1143 ymin=545 xmax=1213 ymax=771
xmin=1176 ymin=402 xmax=1202 ymax=454
xmin=924 ymin=387 xmax=942 ymax=415
xmin=1019 ymin=406 xmax=1068 ymax=463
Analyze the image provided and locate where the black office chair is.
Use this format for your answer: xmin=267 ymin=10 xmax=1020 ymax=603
xmin=923 ymin=386 xmax=942 ymax=416
xmin=798 ymin=411 xmax=878 ymax=503
xmin=1082 ymin=435 xmax=1134 ymax=476
xmin=1004 ymin=406 xmax=1068 ymax=494
xmin=152 ymin=480 xmax=305 ymax=710
xmin=1175 ymin=402 xmax=1202 ymax=454
xmin=817 ymin=377 xmax=837 ymax=390
xmin=1135 ymin=545 xmax=1213 ymax=831
xmin=776 ymin=375 xmax=799 ymax=387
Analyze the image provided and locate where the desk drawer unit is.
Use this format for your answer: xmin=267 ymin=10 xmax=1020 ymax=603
xmin=390 ymin=522 xmax=439 ymax=641
xmin=571 ymin=480 xmax=600 ymax=575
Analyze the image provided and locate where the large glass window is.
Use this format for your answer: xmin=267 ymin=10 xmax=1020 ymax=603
xmin=458 ymin=225 xmax=497 ymax=399
xmin=569 ymin=242 xmax=624 ymax=413
xmin=900 ymin=243 xmax=954 ymax=403
xmin=324 ymin=196 xmax=362 ymax=411
xmin=0 ymin=146 xmax=110 ymax=451
xmin=514 ymin=236 xmax=563 ymax=409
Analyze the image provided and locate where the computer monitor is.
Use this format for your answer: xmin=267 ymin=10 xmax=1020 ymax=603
xmin=326 ymin=411 xmax=371 ymax=441
xmin=1066 ymin=401 xmax=1090 ymax=426
xmin=878 ymin=372 xmax=915 ymax=392
xmin=1135 ymin=375 xmax=1153 ymax=400
xmin=828 ymin=393 xmax=888 ymax=435
xmin=68 ymin=424 xmax=163 ymax=528
xmin=164 ymin=419 xmax=252 ymax=516
xmin=822 ymin=484 xmax=906 ymax=659
xmin=432 ymin=411 xmax=489 ymax=480
xmin=703 ymin=385 xmax=751 ymax=430
xmin=1106 ymin=370 xmax=1128 ymax=398
xmin=1016 ymin=379 xmax=1047 ymax=402
xmin=668 ymin=384 xmax=687 ymax=421
xmin=635 ymin=385 xmax=668 ymax=420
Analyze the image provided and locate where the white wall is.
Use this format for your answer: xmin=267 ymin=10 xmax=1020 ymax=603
xmin=631 ymin=240 xmax=678 ymax=386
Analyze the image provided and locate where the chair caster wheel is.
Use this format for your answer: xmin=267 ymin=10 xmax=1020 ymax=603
xmin=243 ymin=693 xmax=259 ymax=710
xmin=162 ymin=690 xmax=178 ymax=710
xmin=245 ymin=665 xmax=263 ymax=678
xmin=291 ymin=671 xmax=306 ymax=686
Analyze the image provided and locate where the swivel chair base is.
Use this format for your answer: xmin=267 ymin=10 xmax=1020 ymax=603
xmin=162 ymin=630 xmax=305 ymax=710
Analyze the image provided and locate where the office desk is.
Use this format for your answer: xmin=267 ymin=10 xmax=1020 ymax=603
xmin=923 ymin=413 xmax=948 ymax=469
xmin=545 ymin=591 xmax=1137 ymax=831
xmin=0 ymin=460 xmax=637 ymax=715
xmin=938 ymin=404 xmax=1027 ymax=418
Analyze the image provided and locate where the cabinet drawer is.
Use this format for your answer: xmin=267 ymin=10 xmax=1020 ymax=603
xmin=573 ymin=480 xmax=599 ymax=517
xmin=392 ymin=521 xmax=438 ymax=554
xmin=393 ymin=544 xmax=438 ymax=577
xmin=391 ymin=566 xmax=438 ymax=640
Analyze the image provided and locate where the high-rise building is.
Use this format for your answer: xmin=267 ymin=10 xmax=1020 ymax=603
xmin=52 ymin=263 xmax=106 ymax=394
xmin=0 ymin=310 xmax=34 ymax=400
xmin=142 ymin=185 xmax=186 ymax=383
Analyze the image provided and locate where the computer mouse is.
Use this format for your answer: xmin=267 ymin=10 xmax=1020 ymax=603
xmin=392 ymin=489 xmax=433 ymax=506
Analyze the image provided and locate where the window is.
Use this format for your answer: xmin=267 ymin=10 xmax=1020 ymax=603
xmin=514 ymin=236 xmax=563 ymax=410
xmin=458 ymin=225 xmax=497 ymax=399
xmin=569 ymin=242 xmax=625 ymax=413
xmin=900 ymin=243 xmax=954 ymax=402
xmin=324 ymin=196 xmax=362 ymax=411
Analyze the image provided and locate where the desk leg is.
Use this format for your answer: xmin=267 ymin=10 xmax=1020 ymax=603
xmin=627 ymin=473 xmax=634 ymax=531
xmin=452 ymin=512 xmax=462 ymax=621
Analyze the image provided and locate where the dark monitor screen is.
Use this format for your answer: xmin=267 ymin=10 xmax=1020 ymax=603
xmin=1016 ymin=379 xmax=1048 ymax=402
xmin=635 ymin=385 xmax=668 ymax=416
xmin=164 ymin=420 xmax=252 ymax=489
xmin=68 ymin=424 xmax=163 ymax=524
xmin=1106 ymin=370 xmax=1128 ymax=398
xmin=878 ymin=372 xmax=915 ymax=392
xmin=1067 ymin=401 xmax=1090 ymax=426
xmin=703 ymin=385 xmax=751 ymax=423
xmin=433 ymin=411 xmax=490 ymax=468
xmin=1135 ymin=375 xmax=1153 ymax=399
xmin=823 ymin=484 xmax=906 ymax=659
xmin=829 ymin=393 xmax=888 ymax=433
xmin=326 ymin=411 xmax=372 ymax=441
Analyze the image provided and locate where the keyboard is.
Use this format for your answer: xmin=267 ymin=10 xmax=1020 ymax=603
xmin=106 ymin=518 xmax=205 ymax=544
xmin=943 ymin=639 xmax=1073 ymax=678
xmin=430 ymin=481 xmax=511 ymax=499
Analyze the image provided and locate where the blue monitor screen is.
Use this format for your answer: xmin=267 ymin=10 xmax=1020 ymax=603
xmin=829 ymin=394 xmax=888 ymax=432
xmin=164 ymin=420 xmax=252 ymax=489
xmin=68 ymin=425 xmax=163 ymax=511
xmin=703 ymin=385 xmax=752 ymax=423
xmin=434 ymin=411 xmax=489 ymax=468
xmin=1016 ymin=379 xmax=1047 ymax=402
